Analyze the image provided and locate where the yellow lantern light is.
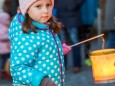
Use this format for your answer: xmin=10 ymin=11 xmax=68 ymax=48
xmin=90 ymin=49 xmax=115 ymax=84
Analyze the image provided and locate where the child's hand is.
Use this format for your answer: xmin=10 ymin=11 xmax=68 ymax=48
xmin=62 ymin=43 xmax=71 ymax=55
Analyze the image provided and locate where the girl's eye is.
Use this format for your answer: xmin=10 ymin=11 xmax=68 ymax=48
xmin=36 ymin=5 xmax=41 ymax=8
xmin=46 ymin=4 xmax=51 ymax=7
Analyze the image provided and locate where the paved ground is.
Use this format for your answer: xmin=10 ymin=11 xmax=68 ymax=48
xmin=65 ymin=67 xmax=115 ymax=86
xmin=0 ymin=66 xmax=115 ymax=86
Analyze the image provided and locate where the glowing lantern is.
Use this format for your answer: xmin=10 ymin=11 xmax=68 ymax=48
xmin=90 ymin=49 xmax=115 ymax=84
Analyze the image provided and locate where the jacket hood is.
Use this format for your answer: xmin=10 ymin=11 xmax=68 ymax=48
xmin=8 ymin=14 xmax=22 ymax=42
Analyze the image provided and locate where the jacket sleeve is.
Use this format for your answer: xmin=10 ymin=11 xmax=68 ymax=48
xmin=11 ymin=35 xmax=47 ymax=86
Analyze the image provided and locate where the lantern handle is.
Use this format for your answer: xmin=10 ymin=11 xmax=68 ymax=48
xmin=70 ymin=34 xmax=104 ymax=48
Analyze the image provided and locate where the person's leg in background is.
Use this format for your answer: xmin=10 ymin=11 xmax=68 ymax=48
xmin=79 ymin=25 xmax=92 ymax=66
xmin=67 ymin=27 xmax=82 ymax=73
xmin=1 ymin=54 xmax=10 ymax=70
xmin=0 ymin=54 xmax=11 ymax=79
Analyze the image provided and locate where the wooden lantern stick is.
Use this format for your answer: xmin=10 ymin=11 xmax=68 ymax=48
xmin=70 ymin=34 xmax=104 ymax=48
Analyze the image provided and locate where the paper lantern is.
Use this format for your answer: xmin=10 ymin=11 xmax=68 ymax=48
xmin=90 ymin=49 xmax=115 ymax=84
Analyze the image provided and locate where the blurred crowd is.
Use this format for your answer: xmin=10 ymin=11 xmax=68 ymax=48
xmin=0 ymin=0 xmax=115 ymax=82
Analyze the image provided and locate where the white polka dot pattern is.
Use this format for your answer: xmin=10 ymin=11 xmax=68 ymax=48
xmin=8 ymin=14 xmax=65 ymax=86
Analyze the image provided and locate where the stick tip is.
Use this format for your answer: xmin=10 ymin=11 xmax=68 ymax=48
xmin=101 ymin=34 xmax=104 ymax=36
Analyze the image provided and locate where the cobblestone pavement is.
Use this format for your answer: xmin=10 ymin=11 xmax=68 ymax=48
xmin=0 ymin=67 xmax=115 ymax=86
xmin=65 ymin=67 xmax=115 ymax=86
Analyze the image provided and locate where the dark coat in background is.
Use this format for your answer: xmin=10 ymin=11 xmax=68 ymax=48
xmin=55 ymin=0 xmax=85 ymax=69
xmin=10 ymin=0 xmax=19 ymax=17
xmin=80 ymin=0 xmax=98 ymax=25
xmin=55 ymin=0 xmax=84 ymax=28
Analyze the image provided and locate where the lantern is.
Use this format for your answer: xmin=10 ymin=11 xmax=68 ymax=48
xmin=90 ymin=49 xmax=115 ymax=84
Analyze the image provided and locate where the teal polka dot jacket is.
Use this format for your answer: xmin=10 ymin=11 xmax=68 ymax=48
xmin=8 ymin=13 xmax=65 ymax=86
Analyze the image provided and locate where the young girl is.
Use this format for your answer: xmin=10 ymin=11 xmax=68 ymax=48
xmin=8 ymin=0 xmax=71 ymax=86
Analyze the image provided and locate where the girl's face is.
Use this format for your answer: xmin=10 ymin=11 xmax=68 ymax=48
xmin=27 ymin=0 xmax=53 ymax=23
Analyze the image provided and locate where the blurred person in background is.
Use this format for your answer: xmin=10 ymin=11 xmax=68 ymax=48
xmin=80 ymin=0 xmax=99 ymax=66
xmin=0 ymin=11 xmax=11 ymax=79
xmin=2 ymin=0 xmax=12 ymax=17
xmin=0 ymin=0 xmax=4 ymax=9
xmin=3 ymin=0 xmax=19 ymax=18
xmin=9 ymin=0 xmax=19 ymax=17
xmin=0 ymin=0 xmax=11 ymax=80
xmin=55 ymin=0 xmax=84 ymax=73
xmin=104 ymin=0 xmax=115 ymax=48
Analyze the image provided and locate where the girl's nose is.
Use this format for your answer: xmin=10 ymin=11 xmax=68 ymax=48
xmin=42 ymin=7 xmax=48 ymax=13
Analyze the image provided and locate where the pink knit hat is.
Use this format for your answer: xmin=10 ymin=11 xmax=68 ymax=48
xmin=19 ymin=0 xmax=54 ymax=15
